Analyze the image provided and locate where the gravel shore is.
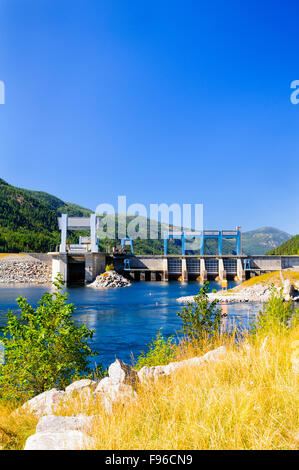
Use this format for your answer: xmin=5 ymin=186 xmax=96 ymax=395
xmin=177 ymin=279 xmax=299 ymax=304
xmin=0 ymin=255 xmax=51 ymax=284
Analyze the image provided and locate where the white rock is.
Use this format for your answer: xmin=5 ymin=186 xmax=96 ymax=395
xmin=24 ymin=430 xmax=95 ymax=450
xmin=22 ymin=388 xmax=65 ymax=418
xmin=138 ymin=346 xmax=227 ymax=382
xmin=87 ymin=271 xmax=131 ymax=289
xmin=108 ymin=359 xmax=139 ymax=386
xmin=36 ymin=414 xmax=95 ymax=434
xmin=95 ymin=377 xmax=137 ymax=413
xmin=65 ymin=379 xmax=96 ymax=394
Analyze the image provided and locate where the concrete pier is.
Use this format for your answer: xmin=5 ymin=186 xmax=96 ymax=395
xmin=237 ymin=258 xmax=246 ymax=281
xmin=162 ymin=258 xmax=168 ymax=281
xmin=200 ymin=258 xmax=207 ymax=281
xmin=182 ymin=258 xmax=188 ymax=281
xmin=218 ymin=258 xmax=226 ymax=281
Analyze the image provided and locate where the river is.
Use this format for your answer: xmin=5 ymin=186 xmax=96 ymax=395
xmin=0 ymin=281 xmax=262 ymax=368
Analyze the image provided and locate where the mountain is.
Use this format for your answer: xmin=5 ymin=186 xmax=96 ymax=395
xmin=267 ymin=234 xmax=299 ymax=255
xmin=0 ymin=178 xmax=292 ymax=255
xmin=241 ymin=227 xmax=291 ymax=255
xmin=25 ymin=190 xmax=92 ymax=217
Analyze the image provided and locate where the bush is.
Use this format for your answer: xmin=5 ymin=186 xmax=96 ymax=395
xmin=134 ymin=330 xmax=177 ymax=369
xmin=105 ymin=263 xmax=114 ymax=272
xmin=0 ymin=274 xmax=98 ymax=402
xmin=251 ymin=287 xmax=297 ymax=335
xmin=177 ymin=282 xmax=222 ymax=343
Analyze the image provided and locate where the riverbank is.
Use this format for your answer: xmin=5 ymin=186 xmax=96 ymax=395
xmin=1 ymin=323 xmax=298 ymax=450
xmin=177 ymin=270 xmax=299 ymax=304
xmin=0 ymin=254 xmax=51 ymax=285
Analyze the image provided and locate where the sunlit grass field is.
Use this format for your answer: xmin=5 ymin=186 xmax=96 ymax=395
xmin=56 ymin=325 xmax=299 ymax=450
xmin=0 ymin=309 xmax=298 ymax=450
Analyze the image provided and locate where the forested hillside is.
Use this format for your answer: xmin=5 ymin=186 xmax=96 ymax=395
xmin=0 ymin=178 xmax=90 ymax=252
xmin=0 ymin=178 xmax=292 ymax=255
xmin=267 ymin=234 xmax=299 ymax=255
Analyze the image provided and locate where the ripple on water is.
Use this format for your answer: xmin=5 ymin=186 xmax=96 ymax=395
xmin=0 ymin=281 xmax=262 ymax=367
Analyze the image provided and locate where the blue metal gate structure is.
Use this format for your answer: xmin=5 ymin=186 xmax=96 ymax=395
xmin=164 ymin=228 xmax=242 ymax=256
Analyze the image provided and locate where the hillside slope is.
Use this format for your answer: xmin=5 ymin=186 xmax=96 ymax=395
xmin=26 ymin=190 xmax=92 ymax=217
xmin=267 ymin=234 xmax=299 ymax=255
xmin=242 ymin=227 xmax=291 ymax=255
xmin=0 ymin=178 xmax=292 ymax=255
xmin=0 ymin=178 xmax=91 ymax=252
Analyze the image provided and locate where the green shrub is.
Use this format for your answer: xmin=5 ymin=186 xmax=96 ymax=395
xmin=0 ymin=274 xmax=99 ymax=402
xmin=251 ymin=288 xmax=297 ymax=335
xmin=177 ymin=282 xmax=222 ymax=343
xmin=105 ymin=263 xmax=114 ymax=272
xmin=135 ymin=330 xmax=177 ymax=369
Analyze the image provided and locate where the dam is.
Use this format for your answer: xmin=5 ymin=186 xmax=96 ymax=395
xmin=48 ymin=251 xmax=299 ymax=284
xmin=47 ymin=215 xmax=299 ymax=284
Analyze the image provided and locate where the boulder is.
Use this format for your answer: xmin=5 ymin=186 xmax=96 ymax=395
xmin=36 ymin=414 xmax=95 ymax=434
xmin=95 ymin=377 xmax=137 ymax=413
xmin=24 ymin=430 xmax=95 ymax=450
xmin=108 ymin=359 xmax=139 ymax=387
xmin=138 ymin=346 xmax=227 ymax=382
xmin=22 ymin=388 xmax=65 ymax=417
xmin=283 ymin=280 xmax=296 ymax=301
xmin=65 ymin=379 xmax=97 ymax=394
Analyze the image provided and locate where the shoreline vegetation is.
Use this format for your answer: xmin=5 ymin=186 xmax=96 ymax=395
xmin=0 ymin=277 xmax=298 ymax=450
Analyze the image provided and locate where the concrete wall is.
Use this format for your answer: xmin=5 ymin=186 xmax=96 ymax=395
xmin=282 ymin=257 xmax=299 ymax=269
xmin=85 ymin=253 xmax=107 ymax=282
xmin=51 ymin=254 xmax=67 ymax=282
xmin=126 ymin=256 xmax=165 ymax=271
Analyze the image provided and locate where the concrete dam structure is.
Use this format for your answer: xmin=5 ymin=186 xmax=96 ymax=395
xmin=49 ymin=215 xmax=299 ymax=284
xmin=49 ymin=251 xmax=299 ymax=284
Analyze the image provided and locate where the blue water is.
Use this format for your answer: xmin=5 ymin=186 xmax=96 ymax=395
xmin=0 ymin=281 xmax=262 ymax=368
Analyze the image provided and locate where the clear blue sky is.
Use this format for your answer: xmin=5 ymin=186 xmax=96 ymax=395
xmin=0 ymin=0 xmax=298 ymax=234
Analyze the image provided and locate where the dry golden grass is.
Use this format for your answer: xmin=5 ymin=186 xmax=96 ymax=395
xmin=58 ymin=326 xmax=299 ymax=450
xmin=231 ymin=270 xmax=299 ymax=291
xmin=0 ymin=401 xmax=37 ymax=450
xmin=0 ymin=253 xmax=25 ymax=258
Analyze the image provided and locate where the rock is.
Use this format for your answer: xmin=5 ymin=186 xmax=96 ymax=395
xmin=283 ymin=280 xmax=296 ymax=301
xmin=22 ymin=388 xmax=65 ymax=418
xmin=138 ymin=346 xmax=227 ymax=382
xmin=0 ymin=258 xmax=51 ymax=284
xmin=95 ymin=376 xmax=113 ymax=394
xmin=108 ymin=359 xmax=139 ymax=387
xmin=87 ymin=270 xmax=131 ymax=289
xmin=36 ymin=414 xmax=95 ymax=434
xmin=65 ymin=379 xmax=97 ymax=394
xmin=95 ymin=377 xmax=137 ymax=413
xmin=24 ymin=430 xmax=95 ymax=450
